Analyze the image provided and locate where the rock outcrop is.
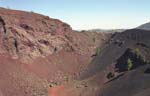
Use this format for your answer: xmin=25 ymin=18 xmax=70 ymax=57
xmin=0 ymin=8 xmax=110 ymax=62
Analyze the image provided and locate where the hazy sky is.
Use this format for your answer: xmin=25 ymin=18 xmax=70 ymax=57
xmin=0 ymin=0 xmax=150 ymax=30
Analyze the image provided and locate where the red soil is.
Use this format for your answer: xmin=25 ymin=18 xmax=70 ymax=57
xmin=48 ymin=85 xmax=65 ymax=96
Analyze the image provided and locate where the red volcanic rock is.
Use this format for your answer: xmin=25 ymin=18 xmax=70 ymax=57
xmin=0 ymin=7 xmax=111 ymax=96
xmin=0 ymin=7 xmax=73 ymax=61
xmin=0 ymin=8 xmax=110 ymax=62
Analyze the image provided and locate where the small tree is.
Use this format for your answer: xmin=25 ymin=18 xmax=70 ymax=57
xmin=127 ymin=58 xmax=133 ymax=71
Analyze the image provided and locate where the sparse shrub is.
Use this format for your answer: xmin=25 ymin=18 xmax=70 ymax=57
xmin=54 ymin=47 xmax=57 ymax=52
xmin=133 ymin=48 xmax=140 ymax=56
xmin=49 ymin=81 xmax=58 ymax=87
xmin=107 ymin=72 xmax=115 ymax=79
xmin=96 ymin=48 xmax=101 ymax=55
xmin=91 ymin=48 xmax=101 ymax=57
xmin=93 ymin=37 xmax=96 ymax=42
xmin=81 ymin=30 xmax=86 ymax=32
xmin=63 ymin=75 xmax=69 ymax=82
xmin=127 ymin=58 xmax=133 ymax=71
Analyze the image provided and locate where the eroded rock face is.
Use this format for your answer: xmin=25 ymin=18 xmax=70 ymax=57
xmin=0 ymin=8 xmax=111 ymax=63
xmin=0 ymin=8 xmax=74 ymax=61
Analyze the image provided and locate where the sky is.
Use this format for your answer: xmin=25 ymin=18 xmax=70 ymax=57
xmin=0 ymin=0 xmax=150 ymax=30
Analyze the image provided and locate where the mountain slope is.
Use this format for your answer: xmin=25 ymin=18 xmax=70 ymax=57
xmin=79 ymin=29 xmax=150 ymax=96
xmin=136 ymin=22 xmax=150 ymax=30
xmin=0 ymin=7 xmax=111 ymax=96
xmin=1 ymin=7 xmax=150 ymax=96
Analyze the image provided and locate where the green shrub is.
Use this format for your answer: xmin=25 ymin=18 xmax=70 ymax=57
xmin=133 ymin=48 xmax=140 ymax=56
xmin=96 ymin=48 xmax=101 ymax=55
xmin=127 ymin=58 xmax=133 ymax=71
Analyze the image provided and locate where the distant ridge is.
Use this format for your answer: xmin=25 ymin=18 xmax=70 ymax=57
xmin=81 ymin=29 xmax=126 ymax=33
xmin=136 ymin=22 xmax=150 ymax=30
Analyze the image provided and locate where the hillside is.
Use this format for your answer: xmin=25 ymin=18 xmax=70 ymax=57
xmin=0 ymin=7 xmax=150 ymax=96
xmin=79 ymin=29 xmax=150 ymax=96
xmin=136 ymin=22 xmax=150 ymax=30
xmin=0 ymin=8 xmax=111 ymax=96
xmin=87 ymin=29 xmax=126 ymax=33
